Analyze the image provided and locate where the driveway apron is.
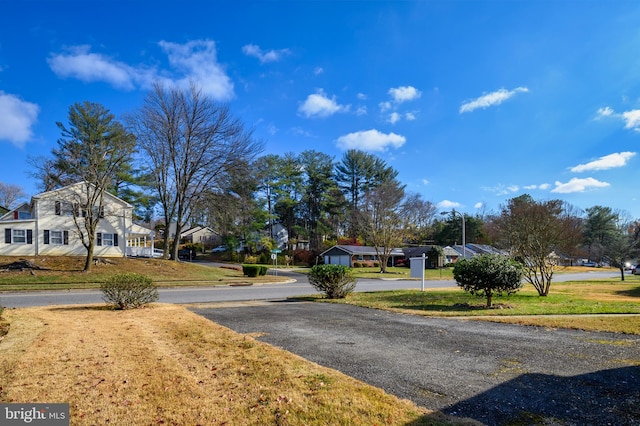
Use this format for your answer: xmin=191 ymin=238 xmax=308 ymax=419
xmin=192 ymin=301 xmax=640 ymax=425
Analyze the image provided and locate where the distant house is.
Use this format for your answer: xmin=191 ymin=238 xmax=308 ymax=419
xmin=180 ymin=225 xmax=221 ymax=247
xmin=271 ymin=223 xmax=288 ymax=250
xmin=320 ymin=245 xmax=405 ymax=267
xmin=402 ymin=246 xmax=445 ymax=269
xmin=0 ymin=182 xmax=156 ymax=258
xmin=0 ymin=205 xmax=8 ymax=216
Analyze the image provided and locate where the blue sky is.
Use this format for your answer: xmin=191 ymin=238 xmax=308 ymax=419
xmin=1 ymin=1 xmax=640 ymax=218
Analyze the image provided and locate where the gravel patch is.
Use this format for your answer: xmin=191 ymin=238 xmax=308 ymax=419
xmin=192 ymin=301 xmax=640 ymax=425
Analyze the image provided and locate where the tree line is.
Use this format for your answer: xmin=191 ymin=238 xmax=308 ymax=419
xmin=3 ymin=82 xmax=639 ymax=282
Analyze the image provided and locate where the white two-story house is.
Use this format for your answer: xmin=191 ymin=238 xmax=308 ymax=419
xmin=0 ymin=182 xmax=156 ymax=258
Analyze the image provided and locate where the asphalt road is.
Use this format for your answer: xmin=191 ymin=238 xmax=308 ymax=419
xmin=193 ymin=301 xmax=640 ymax=425
xmin=0 ymin=269 xmax=619 ymax=308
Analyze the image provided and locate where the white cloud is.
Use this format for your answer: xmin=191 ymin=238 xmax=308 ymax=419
xmin=474 ymin=202 xmax=483 ymax=209
xmin=539 ymin=183 xmax=551 ymax=190
xmin=0 ymin=92 xmax=39 ymax=147
xmin=596 ymin=106 xmax=614 ymax=118
xmin=388 ymin=112 xmax=401 ymax=124
xmin=298 ymin=90 xmax=348 ymax=118
xmin=48 ymin=40 xmax=235 ymax=100
xmin=266 ymin=123 xmax=278 ymax=136
xmin=422 ymin=179 xmax=429 ymax=185
xmin=313 ymin=67 xmax=324 ymax=75
xmin=437 ymin=200 xmax=461 ymax=209
xmin=388 ymin=86 xmax=422 ymax=103
xmin=242 ymin=44 xmax=291 ymax=64
xmin=158 ymin=40 xmax=234 ymax=100
xmin=336 ymin=129 xmax=406 ymax=152
xmin=379 ymin=101 xmax=392 ymax=112
xmin=355 ymin=106 xmax=367 ymax=116
xmin=551 ymin=177 xmax=610 ymax=193
xmin=357 ymin=93 xmax=367 ymax=100
xmin=459 ymin=86 xmax=529 ymax=114
xmin=570 ymin=152 xmax=636 ymax=172
xmin=405 ymin=112 xmax=416 ymax=121
xmin=481 ymin=184 xmax=520 ymax=196
xmin=622 ymin=110 xmax=640 ymax=131
xmin=47 ymin=45 xmax=139 ymax=90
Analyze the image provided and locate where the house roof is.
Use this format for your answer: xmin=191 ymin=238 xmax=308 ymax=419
xmin=32 ymin=181 xmax=133 ymax=209
xmin=0 ymin=202 xmax=33 ymax=222
xmin=402 ymin=246 xmax=438 ymax=258
xmin=320 ymin=245 xmax=405 ymax=257
xmin=180 ymin=225 xmax=218 ymax=238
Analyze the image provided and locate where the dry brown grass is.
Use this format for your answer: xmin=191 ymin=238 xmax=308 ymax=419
xmin=0 ymin=304 xmax=469 ymax=425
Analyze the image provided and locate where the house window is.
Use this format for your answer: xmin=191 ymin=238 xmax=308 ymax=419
xmin=97 ymin=232 xmax=118 ymax=247
xmin=44 ymin=230 xmax=69 ymax=245
xmin=4 ymin=228 xmax=33 ymax=244
xmin=102 ymin=233 xmax=114 ymax=246
xmin=18 ymin=211 xmax=31 ymax=219
xmin=50 ymin=230 xmax=63 ymax=245
xmin=12 ymin=229 xmax=26 ymax=243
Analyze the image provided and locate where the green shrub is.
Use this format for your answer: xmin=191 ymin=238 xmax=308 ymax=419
xmin=258 ymin=252 xmax=269 ymax=264
xmin=308 ymin=264 xmax=357 ymax=299
xmin=453 ymin=254 xmax=524 ymax=308
xmin=244 ymin=255 xmax=258 ymax=264
xmin=353 ymin=261 xmax=362 ymax=268
xmin=100 ymin=273 xmax=158 ymax=310
xmin=242 ymin=264 xmax=268 ymax=277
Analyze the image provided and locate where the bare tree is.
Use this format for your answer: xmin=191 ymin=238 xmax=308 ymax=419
xmin=401 ymin=192 xmax=437 ymax=245
xmin=0 ymin=182 xmax=26 ymax=209
xmin=27 ymin=155 xmax=64 ymax=192
xmin=359 ymin=180 xmax=406 ymax=273
xmin=129 ymin=82 xmax=262 ymax=260
xmin=494 ymin=194 xmax=581 ymax=296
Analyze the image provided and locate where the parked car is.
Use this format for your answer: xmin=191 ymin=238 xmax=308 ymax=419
xmin=211 ymin=245 xmax=226 ymax=253
xmin=178 ymin=248 xmax=196 ymax=260
xmin=633 ymin=266 xmax=640 ymax=275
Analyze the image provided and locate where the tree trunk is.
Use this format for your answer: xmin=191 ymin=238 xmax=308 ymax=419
xmin=83 ymin=241 xmax=95 ymax=272
xmin=486 ymin=290 xmax=492 ymax=308
xmin=620 ymin=266 xmax=625 ymax=281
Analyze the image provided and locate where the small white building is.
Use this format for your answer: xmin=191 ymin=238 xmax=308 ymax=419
xmin=0 ymin=182 xmax=155 ymax=258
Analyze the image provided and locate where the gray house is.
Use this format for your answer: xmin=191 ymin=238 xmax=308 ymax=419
xmin=320 ymin=245 xmax=405 ymax=267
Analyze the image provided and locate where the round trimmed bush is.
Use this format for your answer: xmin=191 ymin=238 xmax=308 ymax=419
xmin=308 ymin=264 xmax=357 ymax=299
xmin=453 ymin=254 xmax=524 ymax=308
xmin=101 ymin=273 xmax=158 ymax=310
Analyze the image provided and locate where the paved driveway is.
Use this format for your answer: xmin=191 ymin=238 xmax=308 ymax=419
xmin=192 ymin=301 xmax=640 ymax=425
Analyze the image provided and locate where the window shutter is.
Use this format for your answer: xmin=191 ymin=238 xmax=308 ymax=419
xmin=4 ymin=229 xmax=11 ymax=244
xmin=27 ymin=230 xmax=33 ymax=244
xmin=63 ymin=231 xmax=69 ymax=245
xmin=13 ymin=211 xmax=18 ymax=219
xmin=114 ymin=234 xmax=119 ymax=247
xmin=44 ymin=230 xmax=50 ymax=244
xmin=97 ymin=232 xmax=102 ymax=246
xmin=55 ymin=201 xmax=61 ymax=215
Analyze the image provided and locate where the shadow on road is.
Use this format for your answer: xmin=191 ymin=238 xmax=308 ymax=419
xmin=406 ymin=365 xmax=640 ymax=425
